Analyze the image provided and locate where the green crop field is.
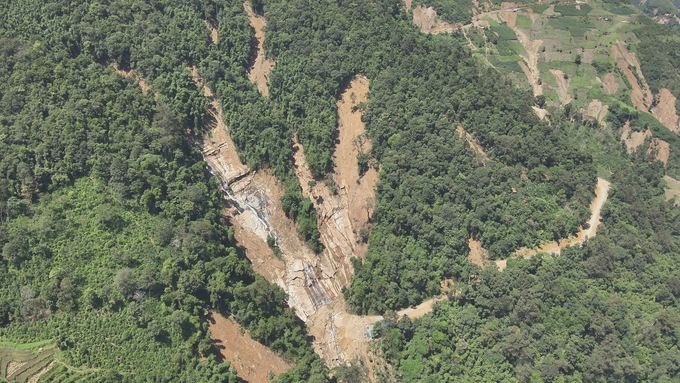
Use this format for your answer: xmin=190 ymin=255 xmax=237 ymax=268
xmin=490 ymin=24 xmax=518 ymax=40
xmin=516 ymin=14 xmax=533 ymax=28
xmin=554 ymin=4 xmax=593 ymax=16
xmin=531 ymin=4 xmax=550 ymax=13
xmin=548 ymin=16 xmax=596 ymax=36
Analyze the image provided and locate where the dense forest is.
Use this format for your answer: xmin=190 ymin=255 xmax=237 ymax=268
xmin=254 ymin=0 xmax=596 ymax=313
xmin=2 ymin=0 xmax=680 ymax=381
xmin=373 ymin=145 xmax=680 ymax=382
xmin=0 ymin=0 xmax=328 ymax=381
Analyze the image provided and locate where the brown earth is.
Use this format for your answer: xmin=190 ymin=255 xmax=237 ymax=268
xmin=208 ymin=312 xmax=293 ymax=382
xmin=112 ymin=64 xmax=152 ymax=94
xmin=585 ymin=99 xmax=608 ymax=126
xmin=651 ymin=88 xmax=680 ymax=133
xmin=549 ymin=68 xmax=572 ymax=104
xmin=604 ymin=72 xmax=619 ymax=94
xmin=620 ymin=121 xmax=670 ymax=164
xmin=467 ymin=237 xmax=488 ymax=267
xmin=111 ymin=29 xmax=361 ymax=375
xmin=244 ymin=2 xmax=275 ymax=97
xmin=663 ymin=175 xmax=680 ymax=203
xmin=205 ymin=20 xmax=218 ymax=44
xmin=28 ymin=361 xmax=55 ymax=383
xmin=412 ymin=5 xmax=462 ymax=34
xmin=611 ymin=40 xmax=653 ymax=112
xmin=532 ymin=106 xmax=549 ymax=120
xmin=334 ymin=76 xmax=379 ymax=251
xmin=649 ymin=138 xmax=670 ymax=165
xmin=515 ymin=28 xmax=543 ymax=96
xmin=187 ymin=66 xmax=325 ymax=321
xmin=6 ymin=362 xmax=25 ymax=379
xmin=404 ymin=0 xmax=412 ymax=11
xmin=497 ymin=178 xmax=611 ymax=271
xmin=502 ymin=10 xmax=518 ymax=28
xmin=620 ymin=120 xmax=651 ymax=151
xmin=457 ymin=126 xmax=490 ymax=163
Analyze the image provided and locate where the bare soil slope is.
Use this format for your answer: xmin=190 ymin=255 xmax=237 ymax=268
xmin=244 ymin=2 xmax=275 ymax=96
xmin=412 ymin=5 xmax=461 ymax=34
xmin=611 ymin=40 xmax=653 ymax=112
xmin=334 ymin=76 xmax=379 ymax=250
xmin=664 ymin=175 xmax=680 ymax=203
xmin=604 ymin=72 xmax=619 ymax=95
xmin=515 ymin=28 xmax=543 ymax=96
xmin=208 ymin=312 xmax=293 ymax=382
xmin=550 ymin=68 xmax=572 ymax=105
xmin=620 ymin=121 xmax=670 ymax=164
xmin=652 ymin=88 xmax=680 ymax=133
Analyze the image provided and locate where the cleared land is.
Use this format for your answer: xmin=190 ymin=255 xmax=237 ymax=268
xmin=0 ymin=342 xmax=80 ymax=383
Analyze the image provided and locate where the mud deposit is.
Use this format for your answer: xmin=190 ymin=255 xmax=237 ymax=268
xmin=334 ymin=76 xmax=379 ymax=248
xmin=585 ymin=99 xmax=608 ymax=126
xmin=208 ymin=312 xmax=293 ymax=382
xmin=515 ymin=28 xmax=543 ymax=96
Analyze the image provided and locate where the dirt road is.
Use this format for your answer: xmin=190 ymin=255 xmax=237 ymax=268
xmin=496 ymin=177 xmax=610 ymax=271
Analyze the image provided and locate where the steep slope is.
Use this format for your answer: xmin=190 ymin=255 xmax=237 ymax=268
xmin=244 ymin=2 xmax=275 ymax=96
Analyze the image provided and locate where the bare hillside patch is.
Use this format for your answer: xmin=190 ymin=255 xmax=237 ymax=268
xmin=604 ymin=72 xmax=619 ymax=94
xmin=649 ymin=137 xmax=670 ymax=165
xmin=611 ymin=40 xmax=653 ymax=112
xmin=652 ymin=88 xmax=680 ymax=133
xmin=457 ymin=126 xmax=490 ymax=163
xmin=663 ymin=175 xmax=680 ymax=203
xmin=549 ymin=68 xmax=572 ymax=104
xmin=620 ymin=121 xmax=651 ymax=152
xmin=334 ymin=76 xmax=379 ymax=254
xmin=208 ymin=312 xmax=293 ymax=382
xmin=515 ymin=28 xmax=543 ymax=96
xmin=412 ymin=5 xmax=461 ymax=34
xmin=244 ymin=2 xmax=275 ymax=96
xmin=112 ymin=64 xmax=152 ymax=94
xmin=585 ymin=99 xmax=608 ymax=126
xmin=467 ymin=237 xmax=488 ymax=267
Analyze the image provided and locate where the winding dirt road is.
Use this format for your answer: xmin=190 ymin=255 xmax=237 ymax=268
xmin=496 ymin=177 xmax=610 ymax=271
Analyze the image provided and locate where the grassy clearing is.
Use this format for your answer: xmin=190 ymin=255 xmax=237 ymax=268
xmin=548 ymin=17 xmax=596 ymax=37
xmin=495 ymin=60 xmax=524 ymax=72
xmin=516 ymin=14 xmax=533 ymax=29
xmin=490 ymin=24 xmax=517 ymax=40
xmin=555 ymin=4 xmax=593 ymax=16
xmin=607 ymin=6 xmax=637 ymax=15
xmin=530 ymin=4 xmax=550 ymax=14
xmin=507 ymin=40 xmax=527 ymax=56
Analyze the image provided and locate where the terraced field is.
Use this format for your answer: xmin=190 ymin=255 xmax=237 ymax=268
xmin=0 ymin=342 xmax=90 ymax=383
